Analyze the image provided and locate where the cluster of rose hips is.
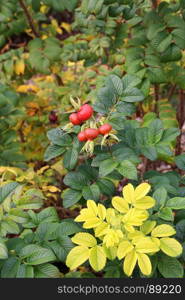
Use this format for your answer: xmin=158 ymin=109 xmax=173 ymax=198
xmin=69 ymin=103 xmax=112 ymax=142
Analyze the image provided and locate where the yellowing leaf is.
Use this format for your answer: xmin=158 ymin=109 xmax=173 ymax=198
xmin=37 ymin=166 xmax=49 ymax=175
xmin=135 ymin=237 xmax=159 ymax=254
xmin=160 ymin=238 xmax=182 ymax=257
xmin=14 ymin=59 xmax=25 ymax=75
xmin=135 ymin=196 xmax=155 ymax=209
xmin=97 ymin=203 xmax=106 ymax=220
xmin=140 ymin=220 xmax=156 ymax=235
xmin=112 ymin=196 xmax=129 ymax=213
xmin=137 ymin=253 xmax=152 ymax=276
xmin=89 ymin=245 xmax=106 ymax=271
xmin=42 ymin=185 xmax=61 ymax=193
xmin=151 ymin=224 xmax=176 ymax=237
xmin=66 ymin=246 xmax=90 ymax=270
xmin=122 ymin=183 xmax=135 ymax=204
xmin=61 ymin=22 xmax=71 ymax=33
xmin=117 ymin=240 xmax=133 ymax=259
xmin=123 ymin=250 xmax=138 ymax=277
xmin=71 ymin=233 xmax=97 ymax=247
xmin=134 ymin=183 xmax=151 ymax=200
xmin=16 ymin=84 xmax=39 ymax=93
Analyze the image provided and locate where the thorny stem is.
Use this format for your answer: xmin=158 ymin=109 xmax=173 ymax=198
xmin=19 ymin=0 xmax=40 ymax=38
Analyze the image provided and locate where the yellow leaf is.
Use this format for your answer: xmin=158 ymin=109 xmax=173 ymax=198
xmin=117 ymin=240 xmax=134 ymax=259
xmin=134 ymin=183 xmax=151 ymax=200
xmin=160 ymin=238 xmax=182 ymax=257
xmin=123 ymin=250 xmax=138 ymax=277
xmin=122 ymin=183 xmax=135 ymax=204
xmin=94 ymin=222 xmax=109 ymax=237
xmin=14 ymin=59 xmax=25 ymax=75
xmin=137 ymin=253 xmax=152 ymax=276
xmin=83 ymin=217 xmax=102 ymax=229
xmin=112 ymin=196 xmax=129 ymax=213
xmin=89 ymin=245 xmax=106 ymax=271
xmin=37 ymin=166 xmax=49 ymax=175
xmin=135 ymin=237 xmax=160 ymax=253
xmin=135 ymin=196 xmax=155 ymax=209
xmin=87 ymin=200 xmax=98 ymax=216
xmin=106 ymin=208 xmax=115 ymax=223
xmin=151 ymin=224 xmax=176 ymax=237
xmin=97 ymin=203 xmax=106 ymax=220
xmin=42 ymin=185 xmax=61 ymax=193
xmin=61 ymin=22 xmax=71 ymax=33
xmin=71 ymin=233 xmax=97 ymax=247
xmin=66 ymin=246 xmax=90 ymax=270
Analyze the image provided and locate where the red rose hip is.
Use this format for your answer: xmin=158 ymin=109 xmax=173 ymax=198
xmin=78 ymin=131 xmax=87 ymax=142
xmin=84 ymin=128 xmax=99 ymax=140
xmin=69 ymin=113 xmax=81 ymax=125
xmin=77 ymin=104 xmax=93 ymax=122
xmin=99 ymin=123 xmax=112 ymax=135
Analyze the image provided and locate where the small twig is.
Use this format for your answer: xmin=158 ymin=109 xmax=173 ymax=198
xmin=19 ymin=0 xmax=40 ymax=38
xmin=154 ymin=84 xmax=159 ymax=115
xmin=176 ymin=89 xmax=185 ymax=155
xmin=167 ymin=84 xmax=177 ymax=100
xmin=151 ymin=0 xmax=158 ymax=9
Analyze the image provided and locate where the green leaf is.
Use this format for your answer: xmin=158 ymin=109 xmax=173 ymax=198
xmin=107 ymin=75 xmax=123 ymax=96
xmin=158 ymin=254 xmax=184 ymax=278
xmin=161 ymin=128 xmax=180 ymax=143
xmin=0 ymin=241 xmax=8 ymax=259
xmin=16 ymin=265 xmax=34 ymax=278
xmin=44 ymin=144 xmax=65 ymax=161
xmin=25 ymin=247 xmax=56 ymax=265
xmin=63 ymin=172 xmax=88 ymax=190
xmin=158 ymin=207 xmax=174 ymax=221
xmin=37 ymin=207 xmax=59 ymax=224
xmin=99 ymin=158 xmax=118 ymax=177
xmin=175 ymin=154 xmax=185 ymax=171
xmin=1 ymin=257 xmax=20 ymax=278
xmin=62 ymin=189 xmax=82 ymax=208
xmin=47 ymin=128 xmax=71 ymax=146
xmin=147 ymin=119 xmax=164 ymax=144
xmin=175 ymin=220 xmax=185 ymax=242
xmin=16 ymin=189 xmax=44 ymax=209
xmin=8 ymin=208 xmax=29 ymax=223
xmin=153 ymin=187 xmax=167 ymax=210
xmin=117 ymin=160 xmax=137 ymax=180
xmin=63 ymin=148 xmax=79 ymax=170
xmin=57 ymin=219 xmax=82 ymax=236
xmin=48 ymin=236 xmax=74 ymax=261
xmin=147 ymin=68 xmax=166 ymax=84
xmin=122 ymin=87 xmax=144 ymax=102
xmin=97 ymin=178 xmax=115 ymax=196
xmin=0 ymin=182 xmax=20 ymax=204
xmin=166 ymin=197 xmax=185 ymax=209
xmin=34 ymin=263 xmax=60 ymax=278
xmin=122 ymin=74 xmax=141 ymax=90
xmin=82 ymin=184 xmax=100 ymax=201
